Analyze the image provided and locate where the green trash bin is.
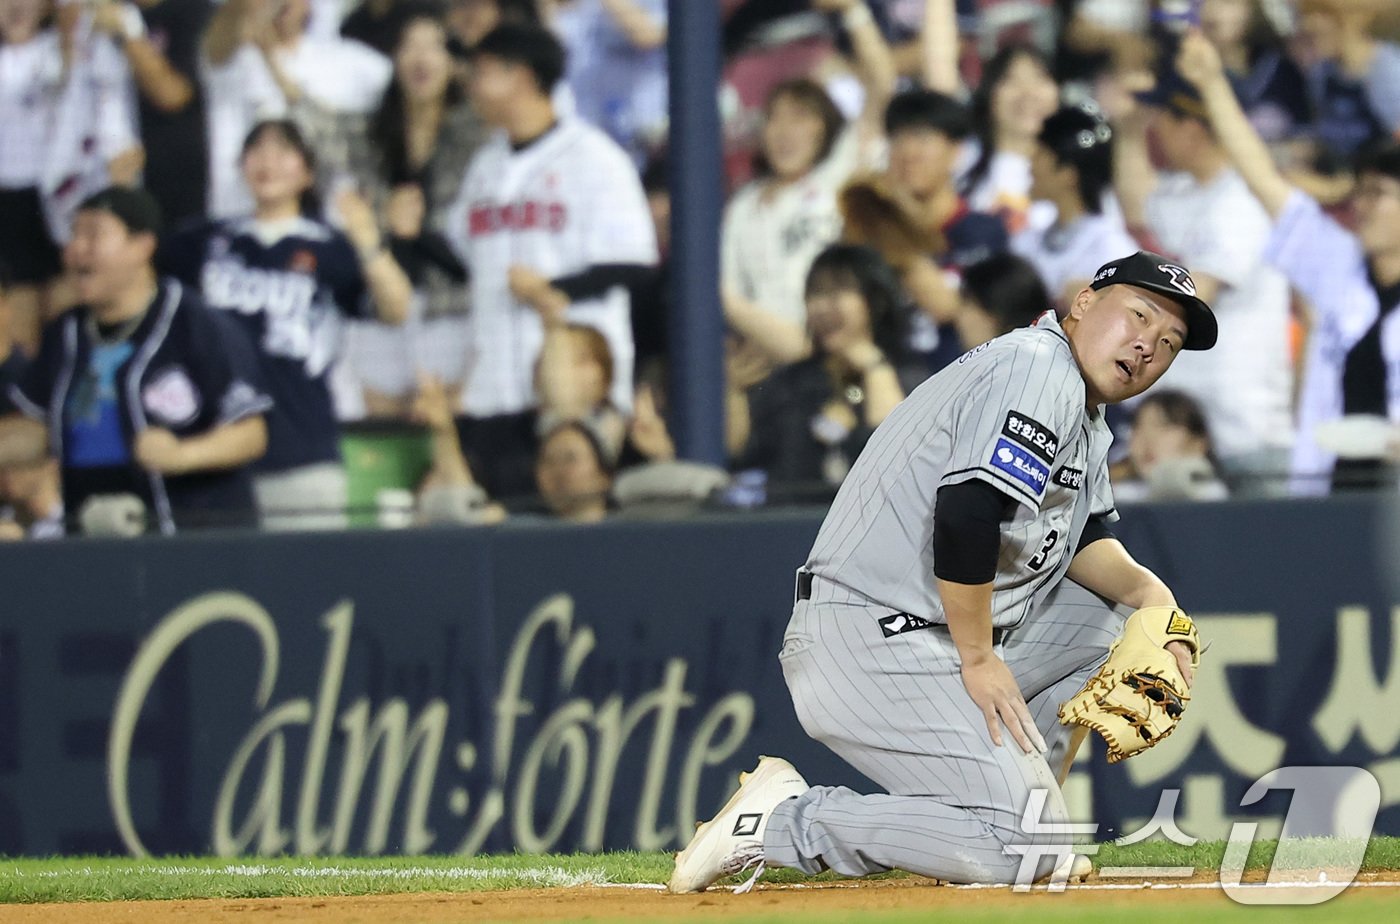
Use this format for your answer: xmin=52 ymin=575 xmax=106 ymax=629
xmin=340 ymin=421 xmax=433 ymax=528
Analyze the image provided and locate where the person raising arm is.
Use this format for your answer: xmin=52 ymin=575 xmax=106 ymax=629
xmin=1174 ymin=29 xmax=1293 ymax=219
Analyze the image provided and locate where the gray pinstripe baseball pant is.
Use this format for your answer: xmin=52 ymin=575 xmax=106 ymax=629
xmin=762 ymin=576 xmax=1123 ymax=883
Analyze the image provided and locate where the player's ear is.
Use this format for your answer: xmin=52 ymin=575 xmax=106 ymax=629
xmin=1067 ymin=287 xmax=1094 ymax=320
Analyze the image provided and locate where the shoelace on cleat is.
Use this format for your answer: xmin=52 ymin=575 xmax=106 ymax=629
xmin=722 ymin=843 xmax=766 ymax=894
xmin=733 ymin=860 xmax=765 ymax=894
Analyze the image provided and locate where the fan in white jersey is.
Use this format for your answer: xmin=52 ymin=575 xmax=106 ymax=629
xmin=1119 ymin=43 xmax=1294 ymax=493
xmin=1012 ymin=104 xmax=1139 ymax=308
xmin=721 ymin=0 xmax=895 ymax=367
xmin=670 ymin=251 xmax=1215 ymax=892
xmin=1174 ymin=29 xmax=1400 ymax=494
xmin=200 ymin=0 xmax=392 ymax=220
xmin=443 ymin=23 xmax=655 ymax=500
xmin=0 ymin=0 xmax=141 ymax=355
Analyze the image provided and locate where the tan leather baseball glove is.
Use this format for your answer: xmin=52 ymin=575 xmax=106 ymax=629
xmin=1058 ymin=606 xmax=1201 ymax=763
xmin=838 ymin=174 xmax=934 ymax=271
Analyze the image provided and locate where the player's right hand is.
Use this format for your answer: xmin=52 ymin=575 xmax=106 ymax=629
xmin=960 ymin=655 xmax=1048 ymax=755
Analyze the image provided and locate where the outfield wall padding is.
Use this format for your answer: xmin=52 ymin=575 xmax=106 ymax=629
xmin=1 ymin=497 xmax=1396 ymax=855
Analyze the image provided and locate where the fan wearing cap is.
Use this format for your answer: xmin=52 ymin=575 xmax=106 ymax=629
xmin=0 ymin=186 xmax=273 ymax=535
xmin=1112 ymin=54 xmax=1294 ymax=495
xmin=1012 ymin=104 xmax=1139 ymax=308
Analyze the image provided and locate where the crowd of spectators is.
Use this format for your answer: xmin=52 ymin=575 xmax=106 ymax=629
xmin=3 ymin=0 xmax=1400 ymax=537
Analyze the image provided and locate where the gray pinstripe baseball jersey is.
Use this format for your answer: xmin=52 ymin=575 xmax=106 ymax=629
xmin=760 ymin=312 xmax=1127 ymax=884
xmin=805 ymin=312 xmax=1116 ymax=627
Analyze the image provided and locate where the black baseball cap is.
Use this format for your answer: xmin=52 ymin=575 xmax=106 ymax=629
xmin=77 ymin=186 xmax=163 ymax=236
xmin=468 ymin=23 xmax=566 ymax=93
xmin=1089 ymin=251 xmax=1218 ymax=351
xmin=1136 ymin=65 xmax=1244 ymax=125
xmin=1135 ymin=70 xmax=1209 ymax=121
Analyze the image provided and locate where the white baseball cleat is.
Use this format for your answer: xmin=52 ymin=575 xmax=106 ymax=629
xmin=667 ymin=755 xmax=809 ymax=894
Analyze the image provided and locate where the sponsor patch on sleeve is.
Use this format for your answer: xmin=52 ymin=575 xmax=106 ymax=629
xmin=989 ymin=438 xmax=1050 ymax=496
xmin=1001 ymin=411 xmax=1059 ymax=464
xmin=1053 ymin=466 xmax=1084 ymax=490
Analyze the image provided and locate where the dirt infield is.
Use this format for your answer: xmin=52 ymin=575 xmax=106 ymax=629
xmin=9 ymin=874 xmax=1400 ymax=924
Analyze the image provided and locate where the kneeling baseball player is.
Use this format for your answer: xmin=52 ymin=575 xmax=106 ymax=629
xmin=670 ymin=252 xmax=1212 ymax=891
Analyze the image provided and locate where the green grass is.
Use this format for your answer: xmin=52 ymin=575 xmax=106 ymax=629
xmin=0 ymin=838 xmax=1398 ymax=905
xmin=1093 ymin=836 xmax=1400 ymax=872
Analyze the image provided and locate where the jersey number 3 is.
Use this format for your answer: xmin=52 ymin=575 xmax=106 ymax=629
xmin=1027 ymin=529 xmax=1060 ymax=571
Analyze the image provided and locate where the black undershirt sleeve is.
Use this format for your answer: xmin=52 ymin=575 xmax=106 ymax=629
xmin=1075 ymin=513 xmax=1117 ymax=554
xmin=389 ymin=232 xmax=469 ymax=284
xmin=552 ymin=263 xmax=655 ymax=301
xmin=933 ymin=480 xmax=1018 ymax=584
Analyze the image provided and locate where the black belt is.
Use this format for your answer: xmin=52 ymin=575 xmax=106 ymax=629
xmin=797 ymin=570 xmax=1005 ymax=643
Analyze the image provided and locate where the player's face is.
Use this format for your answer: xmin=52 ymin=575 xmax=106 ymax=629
xmin=762 ymin=95 xmax=828 ymax=180
xmin=991 ymin=54 xmax=1058 ymax=145
xmin=888 ymin=128 xmax=959 ymax=199
xmin=806 ymin=282 xmax=873 ymax=356
xmin=64 ymin=210 xmax=154 ymax=308
xmin=1353 ymin=172 xmax=1400 ymax=258
xmin=1129 ymin=403 xmax=1207 ymax=479
xmin=1066 ymin=284 xmax=1188 ymax=405
xmin=536 ymin=427 xmax=611 ymax=520
xmin=396 ymin=19 xmax=453 ymax=103
xmin=241 ymin=132 xmax=314 ymax=210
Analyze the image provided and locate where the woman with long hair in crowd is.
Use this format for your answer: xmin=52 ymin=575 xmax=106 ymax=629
xmin=958 ymin=43 xmax=1061 ymax=236
xmin=720 ymin=0 xmax=895 ymax=368
xmin=159 ymin=119 xmax=411 ymax=530
xmin=341 ymin=7 xmax=485 ymax=417
xmin=728 ymin=244 xmax=909 ymax=496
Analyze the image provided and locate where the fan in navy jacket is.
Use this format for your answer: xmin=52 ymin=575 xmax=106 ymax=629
xmin=0 ymin=187 xmax=272 ymax=535
xmin=159 ymin=119 xmax=411 ymax=529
